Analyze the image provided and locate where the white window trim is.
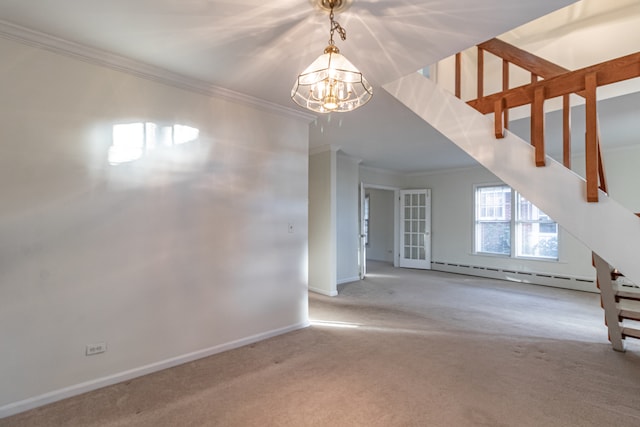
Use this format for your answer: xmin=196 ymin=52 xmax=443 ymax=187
xmin=473 ymin=183 xmax=559 ymax=261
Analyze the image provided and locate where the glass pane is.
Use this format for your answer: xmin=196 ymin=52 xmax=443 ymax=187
xmin=418 ymin=234 xmax=424 ymax=246
xmin=412 ymin=207 xmax=418 ymax=218
xmin=419 ymin=207 xmax=425 ymax=220
xmin=412 ymin=234 xmax=418 ymax=246
xmin=404 ymin=207 xmax=410 ymax=219
xmin=404 ymin=233 xmax=410 ymax=244
xmin=412 ymin=247 xmax=418 ymax=259
xmin=476 ymin=221 xmax=510 ymax=255
xmin=419 ymin=247 xmax=425 ymax=260
xmin=418 ymin=221 xmax=425 ymax=233
xmin=419 ymin=193 xmax=426 ymax=205
xmin=404 ymin=247 xmax=410 ymax=258
xmin=516 ymin=193 xmax=552 ymax=221
xmin=539 ymin=223 xmax=557 ymax=234
xmin=412 ymin=194 xmax=419 ymax=205
xmin=476 ymin=185 xmax=511 ymax=221
xmin=405 ymin=194 xmax=411 ymax=205
xmin=405 ymin=221 xmax=410 ymax=232
xmin=516 ymin=222 xmax=558 ymax=259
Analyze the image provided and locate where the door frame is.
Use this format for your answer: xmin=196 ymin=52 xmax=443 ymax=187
xmin=360 ymin=183 xmax=401 ymax=273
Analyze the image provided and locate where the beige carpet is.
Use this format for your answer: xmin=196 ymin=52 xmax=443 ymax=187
xmin=4 ymin=261 xmax=640 ymax=426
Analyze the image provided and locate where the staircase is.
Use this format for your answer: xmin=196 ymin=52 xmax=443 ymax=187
xmin=383 ymin=39 xmax=640 ymax=351
xmin=593 ymin=253 xmax=640 ymax=351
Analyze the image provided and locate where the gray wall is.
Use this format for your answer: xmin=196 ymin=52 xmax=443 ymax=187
xmin=366 ymin=188 xmax=395 ymax=263
xmin=336 ymin=153 xmax=360 ymax=283
xmin=0 ymin=37 xmax=309 ymax=413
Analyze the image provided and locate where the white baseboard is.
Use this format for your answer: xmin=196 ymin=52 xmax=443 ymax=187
xmin=431 ymin=261 xmax=598 ymax=293
xmin=337 ymin=276 xmax=360 ymax=285
xmin=309 ymin=286 xmax=338 ymax=297
xmin=0 ymin=321 xmax=309 ymax=419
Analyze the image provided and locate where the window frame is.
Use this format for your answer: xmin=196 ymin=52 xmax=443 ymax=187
xmin=473 ymin=184 xmax=559 ymax=261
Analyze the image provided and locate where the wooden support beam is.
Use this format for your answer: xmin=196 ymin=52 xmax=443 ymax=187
xmin=468 ymin=52 xmax=640 ymax=114
xmin=477 ymin=47 xmax=484 ymax=99
xmin=533 ymin=86 xmax=545 ymax=166
xmin=563 ymin=95 xmax=571 ymax=168
xmin=585 ymin=72 xmax=599 ymax=202
xmin=455 ymin=53 xmax=461 ymax=99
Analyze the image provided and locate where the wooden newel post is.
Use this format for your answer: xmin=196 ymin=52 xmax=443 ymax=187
xmin=494 ymin=98 xmax=505 ymax=138
xmin=585 ymin=72 xmax=599 ymax=202
xmin=562 ymin=94 xmax=571 ymax=168
xmin=532 ymin=86 xmax=546 ymax=167
xmin=477 ymin=47 xmax=484 ymax=99
xmin=455 ymin=52 xmax=461 ymax=99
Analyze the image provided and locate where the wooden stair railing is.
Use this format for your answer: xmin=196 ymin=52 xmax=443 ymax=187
xmin=477 ymin=38 xmax=575 ymax=170
xmin=455 ymin=40 xmax=640 ymax=202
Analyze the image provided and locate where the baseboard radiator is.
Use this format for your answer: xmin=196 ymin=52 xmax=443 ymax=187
xmin=431 ymin=261 xmax=597 ymax=293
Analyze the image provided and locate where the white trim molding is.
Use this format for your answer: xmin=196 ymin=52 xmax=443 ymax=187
xmin=0 ymin=19 xmax=315 ymax=122
xmin=0 ymin=322 xmax=309 ymax=419
xmin=309 ymin=286 xmax=339 ymax=297
xmin=337 ymin=276 xmax=361 ymax=285
xmin=431 ymin=261 xmax=597 ymax=293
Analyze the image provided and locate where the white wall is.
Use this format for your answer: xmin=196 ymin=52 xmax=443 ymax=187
xmin=336 ymin=153 xmax=360 ymax=284
xmin=0 ymin=37 xmax=309 ymax=415
xmin=308 ymin=148 xmax=337 ymax=296
xmin=366 ymin=189 xmax=395 ymax=263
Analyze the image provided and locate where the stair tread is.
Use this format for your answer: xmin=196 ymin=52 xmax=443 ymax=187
xmin=622 ymin=327 xmax=640 ymax=339
xmin=619 ymin=310 xmax=640 ymax=321
xmin=615 ymin=290 xmax=640 ymax=301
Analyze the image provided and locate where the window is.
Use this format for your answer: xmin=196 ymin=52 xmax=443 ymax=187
xmin=475 ymin=185 xmax=511 ymax=255
xmin=475 ymin=185 xmax=558 ymax=260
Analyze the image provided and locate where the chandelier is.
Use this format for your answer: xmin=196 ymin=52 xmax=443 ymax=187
xmin=291 ymin=0 xmax=372 ymax=113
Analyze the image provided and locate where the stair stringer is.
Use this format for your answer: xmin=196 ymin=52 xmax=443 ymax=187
xmin=383 ymin=72 xmax=640 ymax=285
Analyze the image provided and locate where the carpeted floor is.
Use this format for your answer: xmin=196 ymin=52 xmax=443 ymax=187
xmin=4 ymin=261 xmax=640 ymax=426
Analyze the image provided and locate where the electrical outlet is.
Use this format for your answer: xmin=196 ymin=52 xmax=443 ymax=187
xmin=86 ymin=342 xmax=107 ymax=356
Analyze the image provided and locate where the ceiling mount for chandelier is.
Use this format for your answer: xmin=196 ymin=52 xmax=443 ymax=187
xmin=292 ymin=0 xmax=372 ymax=113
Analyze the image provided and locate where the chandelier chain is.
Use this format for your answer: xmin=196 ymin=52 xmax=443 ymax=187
xmin=328 ymin=5 xmax=346 ymax=46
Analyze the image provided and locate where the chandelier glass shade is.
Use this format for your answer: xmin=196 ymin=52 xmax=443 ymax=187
xmin=291 ymin=1 xmax=372 ymax=113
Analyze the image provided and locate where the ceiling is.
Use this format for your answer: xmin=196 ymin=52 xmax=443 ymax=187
xmin=0 ymin=0 xmax=637 ymax=173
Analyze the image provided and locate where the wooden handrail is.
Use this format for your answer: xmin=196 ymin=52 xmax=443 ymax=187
xmin=468 ymin=52 xmax=640 ymax=114
xmin=478 ymin=38 xmax=569 ymax=79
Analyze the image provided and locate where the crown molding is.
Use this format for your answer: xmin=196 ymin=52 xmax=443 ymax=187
xmin=358 ymin=164 xmax=405 ymax=176
xmin=405 ymin=163 xmax=485 ymax=177
xmin=0 ymin=19 xmax=316 ymax=122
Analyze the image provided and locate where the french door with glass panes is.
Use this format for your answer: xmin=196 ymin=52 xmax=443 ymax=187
xmin=400 ymin=189 xmax=431 ymax=269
